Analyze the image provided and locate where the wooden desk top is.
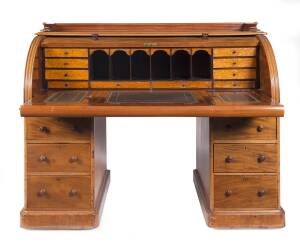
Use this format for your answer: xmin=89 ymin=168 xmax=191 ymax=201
xmin=20 ymin=90 xmax=284 ymax=117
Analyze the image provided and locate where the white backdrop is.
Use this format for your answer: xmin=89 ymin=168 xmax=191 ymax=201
xmin=0 ymin=0 xmax=299 ymax=250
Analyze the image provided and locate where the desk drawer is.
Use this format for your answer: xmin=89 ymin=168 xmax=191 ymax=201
xmin=44 ymin=48 xmax=88 ymax=58
xmin=213 ymin=48 xmax=256 ymax=57
xmin=213 ymin=69 xmax=256 ymax=80
xmin=45 ymin=70 xmax=88 ymax=80
xmin=27 ymin=176 xmax=91 ymax=209
xmin=213 ymin=58 xmax=256 ymax=68
xmin=214 ymin=175 xmax=278 ymax=209
xmin=45 ymin=59 xmax=88 ymax=69
xmin=27 ymin=144 xmax=91 ymax=173
xmin=26 ymin=118 xmax=91 ymax=143
xmin=211 ymin=117 xmax=277 ymax=141
xmin=214 ymin=144 xmax=278 ymax=173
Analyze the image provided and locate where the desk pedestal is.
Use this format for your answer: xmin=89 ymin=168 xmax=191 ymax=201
xmin=194 ymin=117 xmax=285 ymax=228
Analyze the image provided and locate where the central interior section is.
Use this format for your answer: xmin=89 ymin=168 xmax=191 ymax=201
xmin=90 ymin=49 xmax=211 ymax=81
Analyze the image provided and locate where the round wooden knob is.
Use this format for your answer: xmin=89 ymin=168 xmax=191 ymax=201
xmin=39 ymin=155 xmax=48 ymax=162
xmin=64 ymin=51 xmax=69 ymax=55
xmin=225 ymin=156 xmax=233 ymax=163
xmin=37 ymin=188 xmax=47 ymax=197
xmin=232 ymin=50 xmax=237 ymax=54
xmin=257 ymin=190 xmax=266 ymax=197
xmin=39 ymin=126 xmax=49 ymax=133
xmin=224 ymin=190 xmax=232 ymax=197
xmin=64 ymin=73 xmax=68 ymax=77
xmin=70 ymin=156 xmax=79 ymax=163
xmin=232 ymin=73 xmax=236 ymax=77
xmin=63 ymin=62 xmax=69 ymax=66
xmin=257 ymin=125 xmax=264 ymax=132
xmin=232 ymin=61 xmax=237 ymax=65
xmin=257 ymin=155 xmax=266 ymax=163
xmin=69 ymin=189 xmax=78 ymax=197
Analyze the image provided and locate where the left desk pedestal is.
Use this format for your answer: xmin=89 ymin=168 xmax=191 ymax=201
xmin=21 ymin=117 xmax=109 ymax=229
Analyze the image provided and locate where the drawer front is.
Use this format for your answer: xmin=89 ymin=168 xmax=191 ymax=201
xmin=213 ymin=48 xmax=256 ymax=57
xmin=27 ymin=144 xmax=91 ymax=173
xmin=214 ymin=144 xmax=278 ymax=173
xmin=44 ymin=48 xmax=88 ymax=58
xmin=45 ymin=70 xmax=88 ymax=80
xmin=45 ymin=59 xmax=88 ymax=69
xmin=213 ymin=69 xmax=256 ymax=80
xmin=214 ymin=175 xmax=278 ymax=209
xmin=211 ymin=117 xmax=277 ymax=141
xmin=27 ymin=176 xmax=91 ymax=209
xmin=26 ymin=118 xmax=91 ymax=142
xmin=214 ymin=81 xmax=256 ymax=89
xmin=213 ymin=58 xmax=256 ymax=68
xmin=48 ymin=81 xmax=89 ymax=89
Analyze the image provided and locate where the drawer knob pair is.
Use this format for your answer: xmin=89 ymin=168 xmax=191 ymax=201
xmin=39 ymin=126 xmax=49 ymax=133
xmin=257 ymin=155 xmax=266 ymax=163
xmin=37 ymin=188 xmax=47 ymax=197
xmin=224 ymin=190 xmax=266 ymax=198
xmin=225 ymin=156 xmax=233 ymax=163
xmin=69 ymin=189 xmax=79 ymax=197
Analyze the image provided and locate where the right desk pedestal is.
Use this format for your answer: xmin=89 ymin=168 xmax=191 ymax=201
xmin=194 ymin=117 xmax=285 ymax=228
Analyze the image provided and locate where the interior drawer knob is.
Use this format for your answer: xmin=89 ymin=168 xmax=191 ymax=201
xmin=232 ymin=50 xmax=237 ymax=54
xmin=257 ymin=125 xmax=264 ymax=132
xmin=232 ymin=61 xmax=237 ymax=65
xmin=224 ymin=190 xmax=232 ymax=197
xmin=37 ymin=188 xmax=47 ymax=197
xmin=63 ymin=62 xmax=69 ymax=66
xmin=69 ymin=189 xmax=79 ymax=197
xmin=69 ymin=156 xmax=79 ymax=163
xmin=39 ymin=126 xmax=49 ymax=133
xmin=257 ymin=154 xmax=266 ymax=163
xmin=39 ymin=155 xmax=48 ymax=162
xmin=64 ymin=51 xmax=69 ymax=55
xmin=64 ymin=73 xmax=68 ymax=77
xmin=225 ymin=156 xmax=233 ymax=163
xmin=257 ymin=190 xmax=266 ymax=197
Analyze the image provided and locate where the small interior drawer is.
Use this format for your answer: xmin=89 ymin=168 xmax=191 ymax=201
xmin=214 ymin=175 xmax=278 ymax=209
xmin=211 ymin=117 xmax=277 ymax=141
xmin=27 ymin=143 xmax=91 ymax=173
xmin=213 ymin=69 xmax=256 ymax=80
xmin=45 ymin=59 xmax=88 ymax=69
xmin=213 ymin=47 xmax=256 ymax=57
xmin=213 ymin=58 xmax=256 ymax=68
xmin=45 ymin=70 xmax=88 ymax=80
xmin=47 ymin=81 xmax=89 ymax=89
xmin=214 ymin=143 xmax=278 ymax=173
xmin=26 ymin=117 xmax=91 ymax=143
xmin=27 ymin=176 xmax=91 ymax=209
xmin=44 ymin=48 xmax=88 ymax=58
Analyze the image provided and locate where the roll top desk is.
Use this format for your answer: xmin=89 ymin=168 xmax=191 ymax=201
xmin=20 ymin=23 xmax=285 ymax=229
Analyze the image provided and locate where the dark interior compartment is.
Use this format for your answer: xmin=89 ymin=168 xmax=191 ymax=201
xmin=172 ymin=50 xmax=191 ymax=79
xmin=192 ymin=50 xmax=211 ymax=79
xmin=151 ymin=50 xmax=170 ymax=80
xmin=111 ymin=50 xmax=130 ymax=80
xmin=131 ymin=50 xmax=150 ymax=80
xmin=90 ymin=50 xmax=109 ymax=80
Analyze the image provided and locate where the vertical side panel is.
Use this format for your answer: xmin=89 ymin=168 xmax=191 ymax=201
xmin=196 ymin=117 xmax=211 ymax=206
xmin=94 ymin=117 xmax=107 ymax=207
